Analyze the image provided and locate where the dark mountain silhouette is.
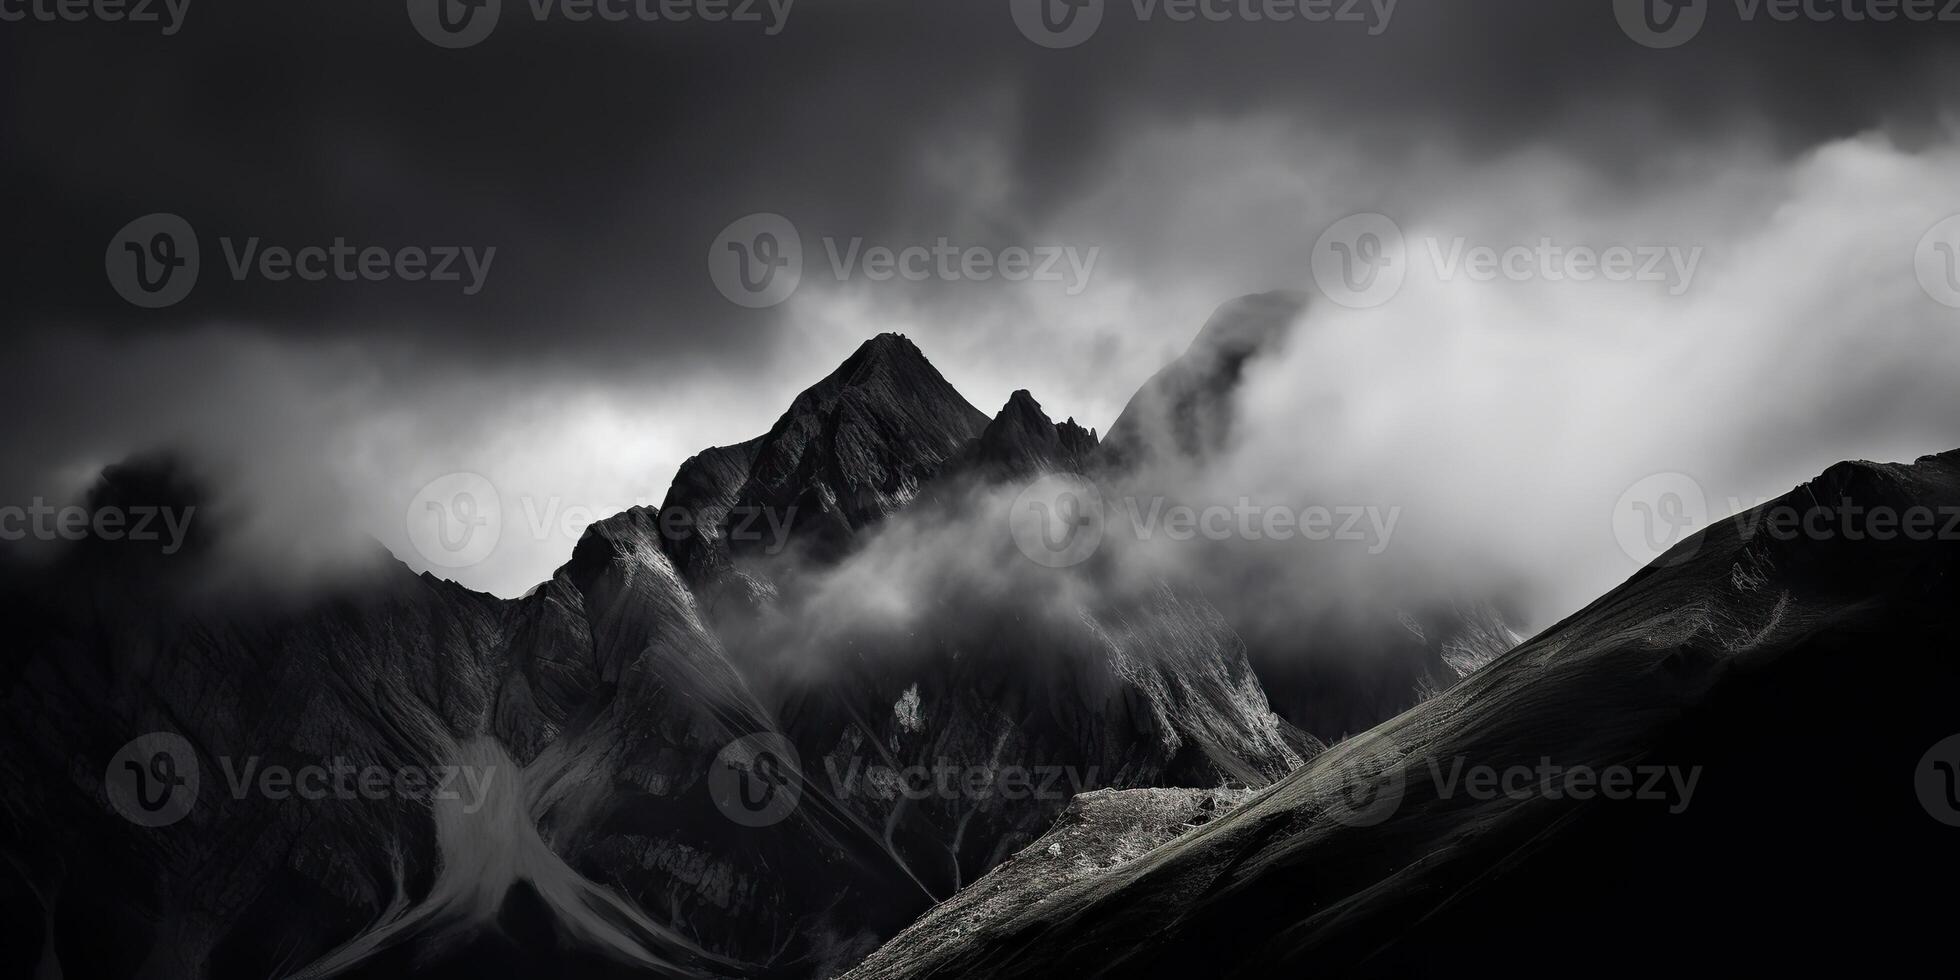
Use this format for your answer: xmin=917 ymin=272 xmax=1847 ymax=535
xmin=2 ymin=314 xmax=1355 ymax=980
xmin=947 ymin=390 xmax=1100 ymax=481
xmin=841 ymin=449 xmax=1960 ymax=979
xmin=636 ymin=328 xmax=1315 ymax=920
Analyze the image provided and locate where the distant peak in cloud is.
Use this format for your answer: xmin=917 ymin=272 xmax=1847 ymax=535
xmin=1102 ymin=290 xmax=1306 ymax=468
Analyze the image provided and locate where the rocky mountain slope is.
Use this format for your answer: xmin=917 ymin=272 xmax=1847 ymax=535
xmin=0 ymin=460 xmax=905 ymax=980
xmin=838 ymin=449 xmax=1960 ymax=978
xmin=840 ymin=787 xmax=1257 ymax=980
xmin=641 ymin=331 xmax=1316 ymax=912
xmin=1 ymin=311 xmax=1374 ymax=980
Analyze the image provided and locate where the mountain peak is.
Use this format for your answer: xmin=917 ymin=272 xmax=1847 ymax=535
xmin=835 ymin=332 xmax=933 ymax=379
xmin=948 ymin=389 xmax=1099 ymax=480
xmin=1002 ymin=388 xmax=1045 ymax=420
xmin=679 ymin=333 xmax=989 ymax=568
xmin=860 ymin=331 xmax=920 ymax=354
xmin=1100 ymin=291 xmax=1305 ymax=468
xmin=1188 ymin=290 xmax=1307 ymax=362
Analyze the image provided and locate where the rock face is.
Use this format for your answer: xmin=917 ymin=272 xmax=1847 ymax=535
xmin=0 ymin=302 xmax=1545 ymax=979
xmin=651 ymin=437 xmax=767 ymax=590
xmin=723 ymin=333 xmax=989 ymax=565
xmin=0 ymin=464 xmax=904 ymax=980
xmin=840 ymin=787 xmax=1257 ymax=980
xmin=0 ymin=318 xmax=1336 ymax=980
xmin=0 ymin=468 xmax=515 ymax=980
xmin=947 ymin=390 xmax=1100 ymax=481
xmin=633 ymin=330 xmax=1314 ymax=917
xmin=837 ymin=449 xmax=1960 ymax=979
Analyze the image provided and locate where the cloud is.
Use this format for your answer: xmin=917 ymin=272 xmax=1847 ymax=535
xmin=751 ymin=120 xmax=1960 ymax=655
xmin=6 ymin=4 xmax=1957 ymax=611
xmin=0 ymin=327 xmax=798 ymax=596
xmin=8 ymin=0 xmax=1958 ymax=363
xmin=1221 ymin=128 xmax=1960 ymax=626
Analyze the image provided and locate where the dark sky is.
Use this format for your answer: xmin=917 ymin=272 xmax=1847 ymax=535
xmin=5 ymin=0 xmax=1959 ymax=603
xmin=6 ymin=0 xmax=1957 ymax=365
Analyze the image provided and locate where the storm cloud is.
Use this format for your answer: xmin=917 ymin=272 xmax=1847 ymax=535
xmin=4 ymin=0 xmax=1958 ymax=607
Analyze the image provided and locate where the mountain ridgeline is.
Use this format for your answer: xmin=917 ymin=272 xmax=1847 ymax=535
xmin=1 ymin=294 xmax=1513 ymax=979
